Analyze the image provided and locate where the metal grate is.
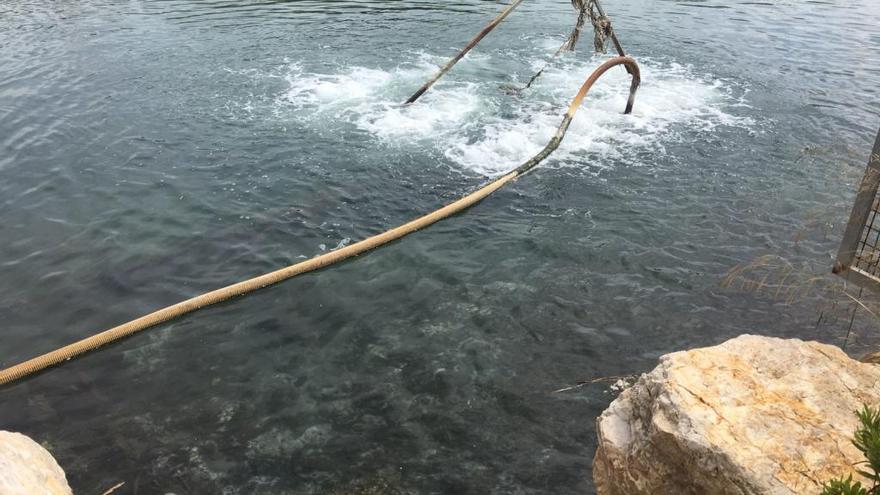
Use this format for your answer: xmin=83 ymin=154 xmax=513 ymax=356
xmin=851 ymin=197 xmax=880 ymax=275
xmin=834 ymin=127 xmax=880 ymax=290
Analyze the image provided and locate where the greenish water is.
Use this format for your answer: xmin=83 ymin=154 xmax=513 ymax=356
xmin=1 ymin=0 xmax=879 ymax=493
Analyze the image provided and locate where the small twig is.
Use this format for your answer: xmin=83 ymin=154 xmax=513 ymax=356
xmin=844 ymin=288 xmax=877 ymax=320
xmin=552 ymin=373 xmax=636 ymax=393
xmin=844 ymin=287 xmax=864 ymax=351
xmin=100 ymin=481 xmax=125 ymax=495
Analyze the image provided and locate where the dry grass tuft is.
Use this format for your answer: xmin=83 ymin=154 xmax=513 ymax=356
xmin=721 ymin=255 xmax=837 ymax=305
xmin=721 ymin=253 xmax=880 ymax=350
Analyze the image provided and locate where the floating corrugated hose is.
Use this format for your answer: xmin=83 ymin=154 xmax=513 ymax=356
xmin=0 ymin=56 xmax=640 ymax=386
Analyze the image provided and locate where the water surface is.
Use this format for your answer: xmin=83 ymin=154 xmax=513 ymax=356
xmin=1 ymin=0 xmax=880 ymax=493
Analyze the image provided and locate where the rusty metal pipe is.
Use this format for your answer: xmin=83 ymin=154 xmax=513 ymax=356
xmin=514 ymin=56 xmax=640 ymax=175
xmin=510 ymin=0 xmax=630 ymax=93
xmin=404 ymin=0 xmax=525 ymax=104
xmin=592 ymin=0 xmax=627 ymax=57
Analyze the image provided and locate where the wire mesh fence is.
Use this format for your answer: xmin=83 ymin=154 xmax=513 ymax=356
xmin=834 ymin=128 xmax=880 ymax=290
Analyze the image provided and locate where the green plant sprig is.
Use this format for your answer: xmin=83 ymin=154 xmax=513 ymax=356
xmin=823 ymin=405 xmax=880 ymax=495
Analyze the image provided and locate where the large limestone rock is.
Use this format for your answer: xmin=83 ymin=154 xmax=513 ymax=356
xmin=0 ymin=431 xmax=72 ymax=495
xmin=593 ymin=334 xmax=880 ymax=495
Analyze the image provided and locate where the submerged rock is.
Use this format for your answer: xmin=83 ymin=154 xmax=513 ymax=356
xmin=593 ymin=334 xmax=880 ymax=495
xmin=0 ymin=431 xmax=72 ymax=495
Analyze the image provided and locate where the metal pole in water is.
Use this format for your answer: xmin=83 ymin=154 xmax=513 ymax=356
xmin=404 ymin=0 xmax=526 ymax=104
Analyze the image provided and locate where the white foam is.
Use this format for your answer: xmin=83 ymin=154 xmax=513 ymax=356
xmin=358 ymin=84 xmax=483 ymax=139
xmin=280 ymin=58 xmax=485 ymax=143
xmin=283 ymin=65 xmax=395 ymax=109
xmin=274 ymin=52 xmax=753 ymax=176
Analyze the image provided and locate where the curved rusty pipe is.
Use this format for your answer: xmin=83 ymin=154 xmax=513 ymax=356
xmin=514 ymin=56 xmax=640 ymax=176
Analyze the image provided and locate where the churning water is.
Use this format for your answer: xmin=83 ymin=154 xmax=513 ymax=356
xmin=279 ymin=55 xmax=753 ymax=175
xmin=1 ymin=0 xmax=879 ymax=493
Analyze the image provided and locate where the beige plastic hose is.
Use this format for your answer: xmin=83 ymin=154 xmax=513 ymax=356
xmin=0 ymin=56 xmax=640 ymax=386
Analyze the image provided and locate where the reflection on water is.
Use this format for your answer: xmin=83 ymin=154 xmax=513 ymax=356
xmin=1 ymin=0 xmax=880 ymax=493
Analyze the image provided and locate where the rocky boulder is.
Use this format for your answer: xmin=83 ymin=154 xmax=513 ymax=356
xmin=593 ymin=334 xmax=880 ymax=495
xmin=0 ymin=431 xmax=72 ymax=495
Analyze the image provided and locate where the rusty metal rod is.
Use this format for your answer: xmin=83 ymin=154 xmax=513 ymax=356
xmin=404 ymin=0 xmax=525 ymax=104
xmin=592 ymin=0 xmax=627 ymax=58
xmin=510 ymin=0 xmax=630 ymax=93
